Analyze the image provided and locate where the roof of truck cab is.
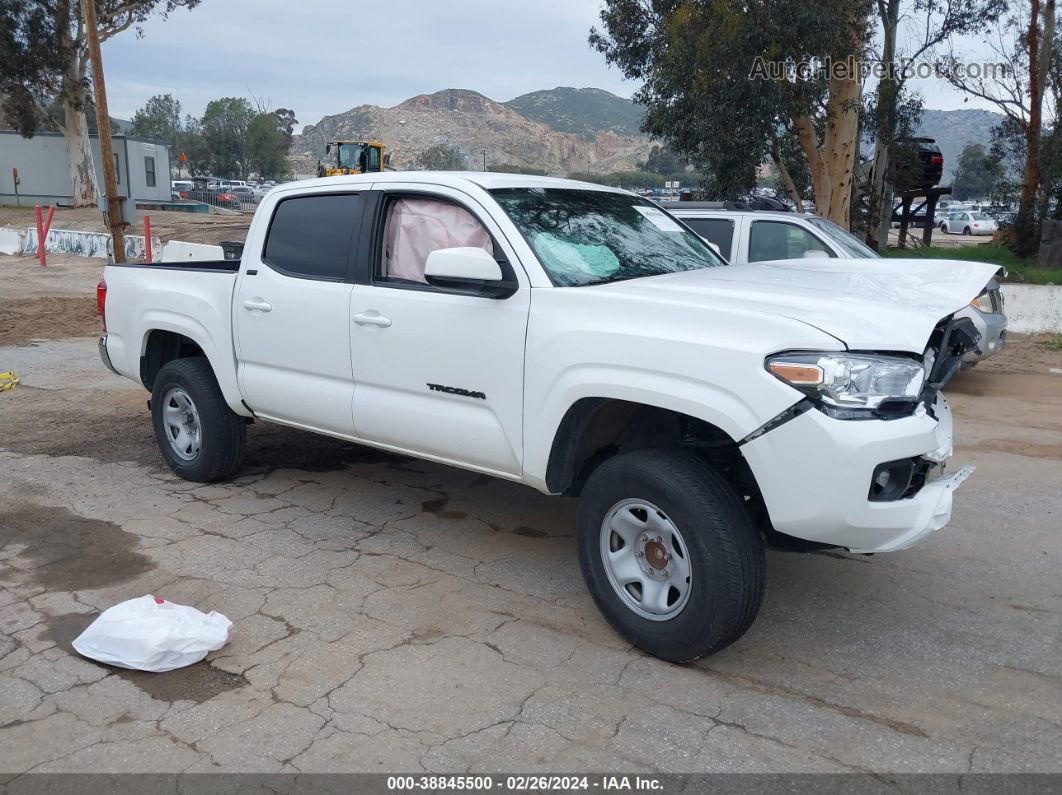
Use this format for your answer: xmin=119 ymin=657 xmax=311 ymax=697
xmin=286 ymin=171 xmax=630 ymax=194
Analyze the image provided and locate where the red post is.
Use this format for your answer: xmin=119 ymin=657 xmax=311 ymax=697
xmin=35 ymin=205 xmax=56 ymax=267
xmin=144 ymin=215 xmax=153 ymax=263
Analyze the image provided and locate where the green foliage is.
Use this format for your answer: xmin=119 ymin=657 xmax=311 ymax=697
xmin=882 ymin=244 xmax=1062 ymax=283
xmin=415 ymin=143 xmax=468 ymax=171
xmin=951 ymin=144 xmax=1003 ymax=201
xmin=590 ymin=0 xmax=871 ymax=200
xmin=568 ymin=170 xmax=666 ymax=188
xmin=487 ymin=164 xmax=548 ymax=175
xmin=200 ymin=97 xmax=254 ymax=178
xmin=504 ymin=87 xmax=644 ymax=135
xmin=129 ymin=95 xmax=296 ymax=179
xmin=0 ymin=0 xmax=201 ymax=136
xmin=130 ymin=93 xmax=182 ymax=148
xmin=640 ymin=145 xmax=687 ymax=175
xmin=246 ymin=109 xmax=297 ymax=179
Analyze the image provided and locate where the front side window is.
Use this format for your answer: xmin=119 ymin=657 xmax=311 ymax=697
xmin=144 ymin=156 xmax=156 ymax=187
xmin=490 ymin=188 xmax=723 ymax=286
xmin=380 ymin=196 xmax=494 ymax=285
xmin=748 ymin=221 xmax=834 ymax=262
xmin=263 ymin=194 xmax=359 ymax=280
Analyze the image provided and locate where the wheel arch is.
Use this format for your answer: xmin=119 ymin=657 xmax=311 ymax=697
xmin=139 ymin=326 xmax=249 ymax=416
xmin=543 ymin=397 xmax=765 ymax=510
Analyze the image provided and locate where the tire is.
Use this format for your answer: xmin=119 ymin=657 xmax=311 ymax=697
xmin=963 ymin=227 xmax=972 ymax=236
xmin=151 ymin=357 xmax=246 ymax=482
xmin=576 ymin=449 xmax=765 ymax=662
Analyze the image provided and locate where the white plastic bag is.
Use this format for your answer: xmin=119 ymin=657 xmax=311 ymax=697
xmin=72 ymin=595 xmax=232 ymax=672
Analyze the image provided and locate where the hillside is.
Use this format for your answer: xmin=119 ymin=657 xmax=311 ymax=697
xmin=292 ymin=89 xmax=652 ymax=177
xmin=504 ymin=87 xmax=643 ymax=136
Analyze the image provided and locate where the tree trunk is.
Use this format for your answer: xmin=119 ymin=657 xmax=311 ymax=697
xmin=794 ymin=114 xmax=830 ymax=216
xmin=791 ymin=55 xmax=862 ymax=227
xmin=868 ymin=0 xmax=899 ymax=250
xmin=820 ymin=58 xmax=862 ymax=228
xmin=771 ymin=137 xmax=805 ymax=212
xmin=58 ymin=30 xmax=97 ymax=207
xmin=1016 ymin=0 xmax=1047 ymax=256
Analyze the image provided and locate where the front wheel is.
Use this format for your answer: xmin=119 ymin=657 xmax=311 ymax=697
xmin=151 ymin=357 xmax=246 ymax=482
xmin=576 ymin=449 xmax=765 ymax=662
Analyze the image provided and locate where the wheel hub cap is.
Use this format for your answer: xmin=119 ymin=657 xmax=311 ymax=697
xmin=599 ymin=499 xmax=693 ymax=621
xmin=162 ymin=386 xmax=202 ymax=461
xmin=644 ymin=539 xmax=669 ymax=570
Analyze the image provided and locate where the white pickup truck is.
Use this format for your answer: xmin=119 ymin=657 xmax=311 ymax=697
xmin=98 ymin=172 xmax=996 ymax=661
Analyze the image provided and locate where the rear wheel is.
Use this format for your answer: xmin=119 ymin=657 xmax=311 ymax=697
xmin=151 ymin=357 xmax=245 ymax=482
xmin=576 ymin=449 xmax=765 ymax=662
xmin=963 ymin=227 xmax=972 ymax=235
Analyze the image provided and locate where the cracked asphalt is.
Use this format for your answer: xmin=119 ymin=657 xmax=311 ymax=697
xmin=1 ymin=334 xmax=1060 ymax=775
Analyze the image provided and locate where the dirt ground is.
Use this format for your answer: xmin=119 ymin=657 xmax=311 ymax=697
xmin=0 ymin=206 xmax=252 ymax=247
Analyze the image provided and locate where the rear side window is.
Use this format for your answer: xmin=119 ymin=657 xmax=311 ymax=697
xmin=263 ymin=194 xmax=359 ymax=280
xmin=682 ymin=218 xmax=734 ymax=258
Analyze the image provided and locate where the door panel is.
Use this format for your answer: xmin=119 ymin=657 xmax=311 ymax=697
xmin=349 ymin=187 xmax=529 ymax=475
xmin=234 ymin=191 xmax=361 ymax=435
xmin=236 ymin=270 xmax=354 ymax=434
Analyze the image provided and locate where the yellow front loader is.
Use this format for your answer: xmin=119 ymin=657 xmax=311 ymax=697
xmin=317 ymin=141 xmax=386 ymax=177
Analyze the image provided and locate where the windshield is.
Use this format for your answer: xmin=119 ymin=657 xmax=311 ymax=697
xmin=807 ymin=217 xmax=879 ymax=258
xmin=337 ymin=143 xmax=365 ymax=169
xmin=489 ymin=188 xmax=724 ymax=286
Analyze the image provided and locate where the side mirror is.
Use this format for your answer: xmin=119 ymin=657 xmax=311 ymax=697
xmin=802 ymin=249 xmax=830 ymax=259
xmin=424 ymin=247 xmax=516 ymax=298
xmin=700 ymin=238 xmax=722 ymax=256
xmin=325 ymin=144 xmax=331 ymax=154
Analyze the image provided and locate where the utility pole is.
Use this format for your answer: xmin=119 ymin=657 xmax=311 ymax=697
xmin=81 ymin=0 xmax=126 ymax=263
xmin=482 ymin=149 xmax=487 ymax=172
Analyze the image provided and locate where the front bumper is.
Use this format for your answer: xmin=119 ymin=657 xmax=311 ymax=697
xmin=741 ymin=396 xmax=972 ymax=553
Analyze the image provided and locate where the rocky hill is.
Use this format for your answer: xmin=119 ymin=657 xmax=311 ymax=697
xmin=292 ymin=88 xmax=652 ymax=176
xmin=504 ymin=87 xmax=644 ymax=136
xmin=293 ymin=87 xmax=1005 ymax=182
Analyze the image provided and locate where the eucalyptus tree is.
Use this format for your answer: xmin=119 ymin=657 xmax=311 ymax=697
xmin=591 ymin=0 xmax=872 ymax=226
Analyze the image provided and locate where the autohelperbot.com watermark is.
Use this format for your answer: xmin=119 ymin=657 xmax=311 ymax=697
xmin=749 ymin=55 xmax=1011 ymax=82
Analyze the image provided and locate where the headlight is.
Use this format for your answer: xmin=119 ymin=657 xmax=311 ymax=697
xmin=766 ymin=352 xmax=926 ymax=414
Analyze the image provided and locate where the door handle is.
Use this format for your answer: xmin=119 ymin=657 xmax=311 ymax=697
xmin=242 ymin=298 xmax=272 ymax=312
xmin=352 ymin=312 xmax=392 ymax=328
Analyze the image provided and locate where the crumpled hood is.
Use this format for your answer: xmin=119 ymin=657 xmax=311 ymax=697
xmin=598 ymin=258 xmax=1000 ymax=352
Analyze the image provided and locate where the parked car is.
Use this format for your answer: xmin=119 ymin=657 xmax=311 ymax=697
xmin=171 ymin=180 xmax=193 ymax=201
xmin=940 ymin=211 xmax=999 ymax=236
xmin=228 ymin=185 xmax=257 ymax=206
xmin=662 ymin=204 xmax=1007 ymax=367
xmin=98 ymin=172 xmax=995 ymax=662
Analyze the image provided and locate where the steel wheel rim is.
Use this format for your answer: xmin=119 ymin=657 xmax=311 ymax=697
xmin=599 ymin=498 xmax=693 ymax=621
xmin=162 ymin=387 xmax=202 ymax=461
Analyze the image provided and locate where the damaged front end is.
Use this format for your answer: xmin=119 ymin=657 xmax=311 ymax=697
xmin=740 ymin=311 xmax=983 ymax=554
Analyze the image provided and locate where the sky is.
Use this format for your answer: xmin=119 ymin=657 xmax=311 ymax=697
xmin=100 ymin=0 xmax=1003 ymax=130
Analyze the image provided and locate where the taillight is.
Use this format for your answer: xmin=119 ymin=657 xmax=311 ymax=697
xmin=931 ymin=155 xmax=943 ymax=165
xmin=97 ymin=279 xmax=107 ymax=331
